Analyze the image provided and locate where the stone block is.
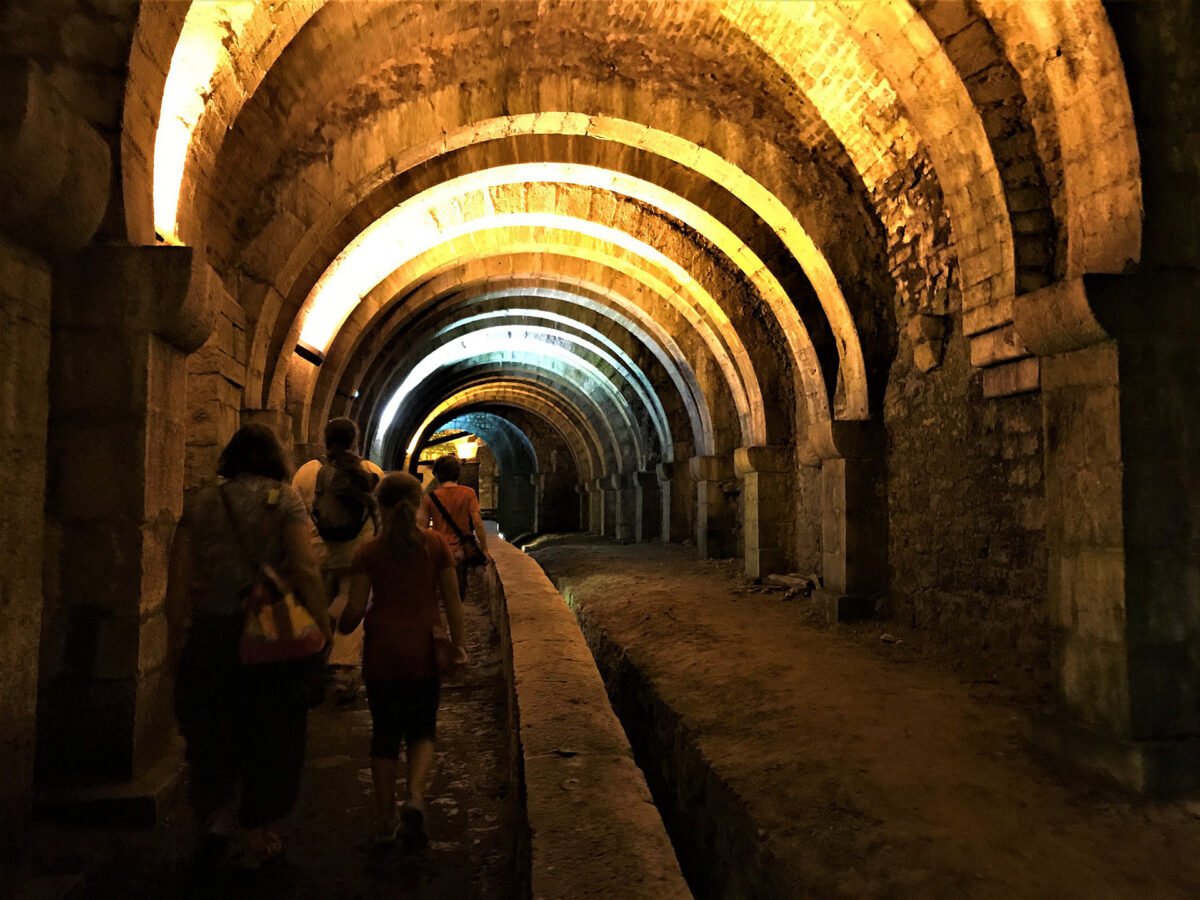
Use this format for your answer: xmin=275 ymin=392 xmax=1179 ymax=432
xmin=811 ymin=589 xmax=876 ymax=624
xmin=1032 ymin=714 xmax=1200 ymax=794
xmin=982 ymin=357 xmax=1040 ymax=397
xmin=1059 ymin=638 xmax=1131 ymax=736
xmin=1056 ymin=550 xmax=1126 ymax=641
xmin=49 ymin=419 xmax=146 ymax=521
xmin=733 ymin=445 xmax=792 ymax=476
xmin=0 ymin=58 xmax=110 ymax=255
xmin=969 ymin=323 xmax=1029 ymax=368
xmin=689 ymin=455 xmax=734 ymax=482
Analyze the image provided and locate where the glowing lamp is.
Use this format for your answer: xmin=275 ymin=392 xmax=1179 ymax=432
xmin=456 ymin=439 xmax=478 ymax=461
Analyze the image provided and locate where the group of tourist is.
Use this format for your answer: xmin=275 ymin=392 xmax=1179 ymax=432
xmin=166 ymin=418 xmax=492 ymax=868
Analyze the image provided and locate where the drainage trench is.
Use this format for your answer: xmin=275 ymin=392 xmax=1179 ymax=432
xmin=555 ymin=580 xmax=793 ymax=900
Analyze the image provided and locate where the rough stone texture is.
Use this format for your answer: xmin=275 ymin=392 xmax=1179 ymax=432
xmin=0 ymin=56 xmax=111 ymax=257
xmin=184 ymin=285 xmax=246 ymax=491
xmin=884 ymin=310 xmax=1048 ymax=684
xmin=39 ymin=248 xmax=191 ymax=786
xmin=0 ymin=237 xmax=51 ymax=882
xmin=483 ymin=539 xmax=690 ymax=900
xmin=535 ymin=538 xmax=1200 ymax=898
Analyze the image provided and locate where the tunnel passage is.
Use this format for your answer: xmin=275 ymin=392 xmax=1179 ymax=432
xmin=6 ymin=1 xmax=1200 ymax=893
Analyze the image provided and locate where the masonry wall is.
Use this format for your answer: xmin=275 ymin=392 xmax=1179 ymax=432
xmin=884 ymin=301 xmax=1048 ymax=682
xmin=186 ymin=287 xmax=247 ymax=491
xmin=0 ymin=238 xmax=52 ymax=876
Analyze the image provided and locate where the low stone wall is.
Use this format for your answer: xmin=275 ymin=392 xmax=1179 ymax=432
xmin=483 ymin=540 xmax=691 ymax=900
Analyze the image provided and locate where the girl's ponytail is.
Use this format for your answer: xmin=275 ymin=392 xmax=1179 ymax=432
xmin=377 ymin=471 xmax=425 ymax=557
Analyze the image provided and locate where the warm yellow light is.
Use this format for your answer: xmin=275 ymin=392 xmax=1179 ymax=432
xmin=296 ymin=159 xmax=854 ymax=427
xmin=153 ymin=1 xmax=256 ymax=243
xmin=456 ymin=439 xmax=478 ymax=461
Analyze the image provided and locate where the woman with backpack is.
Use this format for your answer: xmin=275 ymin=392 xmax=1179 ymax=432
xmin=168 ymin=425 xmax=331 ymax=868
xmin=339 ymin=471 xmax=468 ymax=845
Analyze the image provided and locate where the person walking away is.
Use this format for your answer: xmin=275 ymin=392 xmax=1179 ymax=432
xmin=292 ymin=418 xmax=383 ymax=669
xmin=418 ymin=455 xmax=492 ymax=603
xmin=339 ymin=472 xmax=468 ymax=846
xmin=167 ymin=425 xmax=331 ymax=868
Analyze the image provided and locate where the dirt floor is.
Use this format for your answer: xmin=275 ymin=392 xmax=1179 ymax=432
xmin=31 ymin=580 xmax=515 ymax=899
xmin=530 ymin=536 xmax=1200 ymax=900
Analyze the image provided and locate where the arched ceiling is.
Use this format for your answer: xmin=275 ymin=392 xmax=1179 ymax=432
xmin=129 ymin=0 xmax=1141 ymax=478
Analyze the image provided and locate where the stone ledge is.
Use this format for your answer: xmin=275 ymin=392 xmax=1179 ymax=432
xmin=1031 ymin=713 xmax=1200 ymax=795
xmin=33 ymin=738 xmax=185 ymax=828
xmin=485 ymin=540 xmax=691 ymax=900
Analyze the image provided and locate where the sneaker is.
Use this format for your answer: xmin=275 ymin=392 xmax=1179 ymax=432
xmin=228 ymin=830 xmax=283 ymax=870
xmin=372 ymin=815 xmax=399 ymax=847
xmin=399 ymin=798 xmax=425 ymax=832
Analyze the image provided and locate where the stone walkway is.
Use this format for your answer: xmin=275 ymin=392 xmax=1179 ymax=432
xmin=32 ymin=581 xmax=515 ymax=899
xmin=531 ymin=537 xmax=1200 ymax=900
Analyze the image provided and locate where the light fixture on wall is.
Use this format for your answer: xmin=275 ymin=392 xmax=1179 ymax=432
xmin=456 ymin=437 xmax=479 ymax=461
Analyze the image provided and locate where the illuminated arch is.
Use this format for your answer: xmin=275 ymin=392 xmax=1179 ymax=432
xmin=283 ymin=227 xmax=766 ymax=446
xmin=398 ymin=380 xmax=606 ymax=482
xmin=290 ymin=164 xmax=850 ymax=426
xmin=386 ymin=358 xmax=640 ymax=475
xmin=312 ymin=274 xmax=716 ymax=458
xmin=367 ymin=325 xmax=665 ymax=468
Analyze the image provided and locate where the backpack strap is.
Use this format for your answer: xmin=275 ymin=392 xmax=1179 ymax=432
xmin=428 ymin=489 xmax=475 ymax=546
xmin=313 ymin=456 xmax=332 ymax=500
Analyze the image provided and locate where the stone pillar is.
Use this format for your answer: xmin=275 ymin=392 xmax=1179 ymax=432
xmin=811 ymin=422 xmax=887 ymax=622
xmin=635 ymin=471 xmax=662 ymax=542
xmin=735 ymin=446 xmax=794 ymax=578
xmin=0 ymin=57 xmax=110 ymax=881
xmin=586 ymin=482 xmax=604 ymax=534
xmin=690 ymin=455 xmax=736 ymax=558
xmin=1014 ymin=275 xmax=1200 ymax=792
xmin=531 ymin=472 xmax=548 ymax=533
xmin=0 ymin=240 xmax=53 ymax=880
xmin=656 ymin=462 xmax=691 ymax=542
xmin=610 ymin=472 xmax=637 ymax=542
xmin=596 ymin=477 xmax=618 ymax=537
xmin=39 ymin=246 xmax=212 ymax=795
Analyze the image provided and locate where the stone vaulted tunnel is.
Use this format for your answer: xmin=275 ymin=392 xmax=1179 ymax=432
xmin=2 ymin=1 xmax=1200 ymax=896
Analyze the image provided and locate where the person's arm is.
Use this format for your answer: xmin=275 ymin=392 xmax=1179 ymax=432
xmin=468 ymin=493 xmax=491 ymax=558
xmin=339 ymin=571 xmax=371 ymax=635
xmin=283 ymin=520 xmax=332 ymax=639
xmin=437 ymin=565 xmax=468 ymax=664
xmin=165 ymin=519 xmax=194 ymax=667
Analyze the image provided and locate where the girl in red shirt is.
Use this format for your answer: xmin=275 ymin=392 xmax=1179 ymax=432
xmin=340 ymin=472 xmax=467 ymax=845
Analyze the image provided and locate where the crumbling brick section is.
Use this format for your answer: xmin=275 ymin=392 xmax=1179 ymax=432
xmin=885 ymin=317 xmax=1048 ymax=686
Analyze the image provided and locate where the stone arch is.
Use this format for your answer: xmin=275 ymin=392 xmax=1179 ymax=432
xmin=286 ymin=231 xmax=766 ymax=451
xmin=364 ymin=316 xmax=679 ymax=465
xmin=317 ymin=274 xmax=714 ymax=458
xmin=399 ymin=381 xmax=605 ymax=483
xmin=367 ymin=328 xmax=664 ymax=472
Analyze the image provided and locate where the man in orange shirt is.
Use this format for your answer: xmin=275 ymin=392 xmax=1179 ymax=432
xmin=418 ymin=455 xmax=492 ymax=601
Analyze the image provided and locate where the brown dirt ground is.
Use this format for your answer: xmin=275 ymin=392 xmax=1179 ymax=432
xmin=529 ymin=536 xmax=1200 ymax=900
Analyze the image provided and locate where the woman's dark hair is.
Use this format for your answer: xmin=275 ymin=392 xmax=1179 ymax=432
xmin=432 ymin=454 xmax=461 ymax=483
xmin=217 ymin=424 xmax=291 ymax=481
xmin=378 ymin=471 xmax=425 ymax=557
